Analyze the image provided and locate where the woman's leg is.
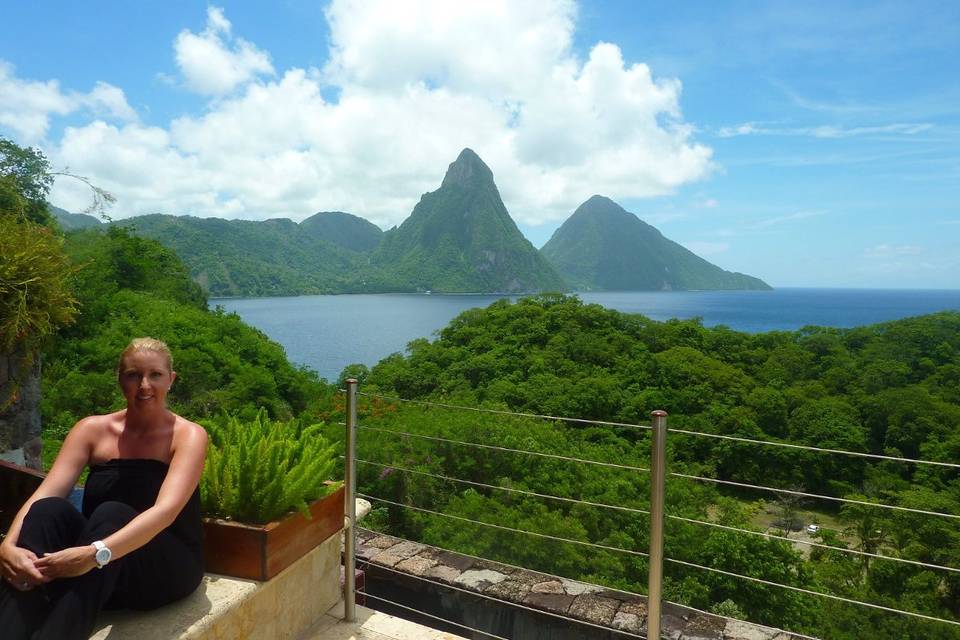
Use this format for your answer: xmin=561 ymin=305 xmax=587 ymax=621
xmin=0 ymin=497 xmax=87 ymax=640
xmin=34 ymin=500 xmax=137 ymax=640
xmin=0 ymin=581 xmax=47 ymax=640
xmin=106 ymin=528 xmax=204 ymax=611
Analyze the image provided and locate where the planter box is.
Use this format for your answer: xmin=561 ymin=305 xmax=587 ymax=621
xmin=202 ymin=485 xmax=345 ymax=581
xmin=0 ymin=460 xmax=45 ymax=532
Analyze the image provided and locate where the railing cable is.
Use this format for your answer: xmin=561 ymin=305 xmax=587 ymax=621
xmin=357 ymin=590 xmax=509 ymax=640
xmin=664 ymin=556 xmax=960 ymax=627
xmin=356 ymin=458 xmax=651 ymax=516
xmin=671 ymin=472 xmax=960 ymax=520
xmin=344 ymin=390 xmax=959 ymax=470
xmin=359 ymin=494 xmax=650 ymax=558
xmin=667 ymin=427 xmax=960 ymax=469
xmin=357 ymin=560 xmax=645 ymax=639
xmin=357 ymin=460 xmax=960 ymax=574
xmin=357 ymin=425 xmax=650 ymax=473
xmin=357 ymin=391 xmax=653 ymax=431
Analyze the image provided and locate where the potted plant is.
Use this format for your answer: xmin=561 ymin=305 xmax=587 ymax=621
xmin=200 ymin=410 xmax=343 ymax=580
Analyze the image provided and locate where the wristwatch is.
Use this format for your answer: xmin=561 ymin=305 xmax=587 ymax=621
xmin=92 ymin=540 xmax=112 ymax=568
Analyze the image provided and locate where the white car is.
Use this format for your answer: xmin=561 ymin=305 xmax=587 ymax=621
xmin=806 ymin=524 xmax=820 ymax=534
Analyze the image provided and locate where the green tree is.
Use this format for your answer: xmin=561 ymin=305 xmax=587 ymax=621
xmin=0 ymin=137 xmax=53 ymax=225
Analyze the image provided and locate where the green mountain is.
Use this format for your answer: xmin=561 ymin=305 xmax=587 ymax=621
xmin=541 ymin=195 xmax=771 ymax=291
xmin=51 ymin=205 xmax=102 ymax=230
xmin=53 ymin=157 xmax=767 ymax=297
xmin=300 ymin=211 xmax=383 ymax=252
xmin=119 ymin=214 xmax=365 ymax=297
xmin=370 ymin=148 xmax=566 ymax=293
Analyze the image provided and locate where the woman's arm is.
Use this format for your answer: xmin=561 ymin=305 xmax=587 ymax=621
xmin=33 ymin=419 xmax=208 ymax=580
xmin=0 ymin=417 xmax=94 ymax=587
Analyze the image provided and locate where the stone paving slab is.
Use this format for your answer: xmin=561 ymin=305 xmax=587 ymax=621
xmin=303 ymin=602 xmax=467 ymax=640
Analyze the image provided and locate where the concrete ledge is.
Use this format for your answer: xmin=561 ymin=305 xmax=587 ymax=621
xmin=92 ymin=522 xmax=343 ymax=640
xmin=90 ymin=574 xmax=257 ymax=639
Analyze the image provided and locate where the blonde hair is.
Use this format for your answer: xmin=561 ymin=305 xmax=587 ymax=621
xmin=117 ymin=337 xmax=173 ymax=374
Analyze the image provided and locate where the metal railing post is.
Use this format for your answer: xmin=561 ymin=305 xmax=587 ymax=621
xmin=647 ymin=410 xmax=668 ymax=639
xmin=344 ymin=379 xmax=358 ymax=622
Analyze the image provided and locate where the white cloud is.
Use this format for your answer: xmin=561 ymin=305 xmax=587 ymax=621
xmin=718 ymin=121 xmax=932 ymax=139
xmin=0 ymin=61 xmax=136 ymax=143
xmin=753 ymin=209 xmax=825 ymax=228
xmin=323 ymin=0 xmax=577 ymax=99
xmin=810 ymin=123 xmax=932 ymax=138
xmin=206 ymin=6 xmax=232 ymax=35
xmin=174 ymin=5 xmax=274 ymax=96
xmin=717 ymin=122 xmax=760 ymax=137
xmin=82 ymin=82 xmax=138 ymax=121
xmin=863 ymin=244 xmax=924 ymax=258
xmin=682 ymin=241 xmax=729 ymax=256
xmin=38 ymin=2 xmax=712 ymax=227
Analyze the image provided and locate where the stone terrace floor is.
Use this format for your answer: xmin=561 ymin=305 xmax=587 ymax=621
xmin=302 ymin=601 xmax=466 ymax=640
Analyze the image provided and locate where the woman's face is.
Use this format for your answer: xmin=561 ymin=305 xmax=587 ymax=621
xmin=118 ymin=350 xmax=176 ymax=409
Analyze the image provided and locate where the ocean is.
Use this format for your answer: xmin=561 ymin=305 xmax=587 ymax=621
xmin=212 ymin=288 xmax=960 ymax=382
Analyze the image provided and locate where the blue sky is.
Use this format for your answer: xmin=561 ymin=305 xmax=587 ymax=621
xmin=2 ymin=1 xmax=958 ymax=288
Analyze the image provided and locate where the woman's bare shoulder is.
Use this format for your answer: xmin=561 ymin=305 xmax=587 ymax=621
xmin=172 ymin=415 xmax=208 ymax=449
xmin=71 ymin=411 xmax=124 ymax=437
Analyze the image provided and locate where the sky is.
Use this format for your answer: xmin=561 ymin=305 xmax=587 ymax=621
xmin=1 ymin=1 xmax=958 ymax=289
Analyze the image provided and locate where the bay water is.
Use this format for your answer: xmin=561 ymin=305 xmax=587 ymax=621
xmin=213 ymin=289 xmax=960 ymax=382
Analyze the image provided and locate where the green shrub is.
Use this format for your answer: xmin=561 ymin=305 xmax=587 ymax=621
xmin=0 ymin=212 xmax=77 ymax=354
xmin=200 ymin=410 xmax=340 ymax=524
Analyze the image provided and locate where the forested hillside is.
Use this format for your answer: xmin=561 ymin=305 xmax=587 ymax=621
xmin=50 ymin=205 xmax=101 ymax=230
xmin=41 ymin=225 xmax=336 ymax=464
xmin=120 ymin=214 xmax=367 ymax=297
xmin=299 ymin=211 xmax=384 ymax=252
xmin=542 ymin=195 xmax=771 ymax=291
xmin=351 ymin=295 xmax=960 ymax=639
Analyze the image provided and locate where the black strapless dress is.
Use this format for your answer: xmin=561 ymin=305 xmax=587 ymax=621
xmin=0 ymin=458 xmax=205 ymax=640
xmin=83 ymin=458 xmax=204 ymax=610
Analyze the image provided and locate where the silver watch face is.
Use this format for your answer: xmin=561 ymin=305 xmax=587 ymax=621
xmin=96 ymin=546 xmax=112 ymax=566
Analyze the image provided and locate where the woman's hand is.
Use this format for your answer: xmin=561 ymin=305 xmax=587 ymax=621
xmin=34 ymin=545 xmax=97 ymax=580
xmin=0 ymin=541 xmax=47 ymax=591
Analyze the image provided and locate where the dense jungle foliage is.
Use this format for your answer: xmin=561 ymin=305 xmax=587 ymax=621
xmin=120 ymin=213 xmax=366 ymax=297
xmin=349 ymin=295 xmax=960 ymax=639
xmin=39 ymin=224 xmax=337 ymax=467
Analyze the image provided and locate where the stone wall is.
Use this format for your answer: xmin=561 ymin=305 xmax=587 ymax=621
xmin=0 ymin=345 xmax=42 ymax=470
xmin=356 ymin=528 xmax=810 ymax=640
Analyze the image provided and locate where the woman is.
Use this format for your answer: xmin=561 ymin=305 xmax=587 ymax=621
xmin=0 ymin=338 xmax=208 ymax=640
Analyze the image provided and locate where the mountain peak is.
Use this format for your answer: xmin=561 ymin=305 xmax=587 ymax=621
xmin=542 ymin=195 xmax=772 ymax=291
xmin=576 ymin=195 xmax=628 ymax=217
xmin=372 ymin=148 xmax=565 ymax=293
xmin=441 ymin=148 xmax=494 ymax=189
